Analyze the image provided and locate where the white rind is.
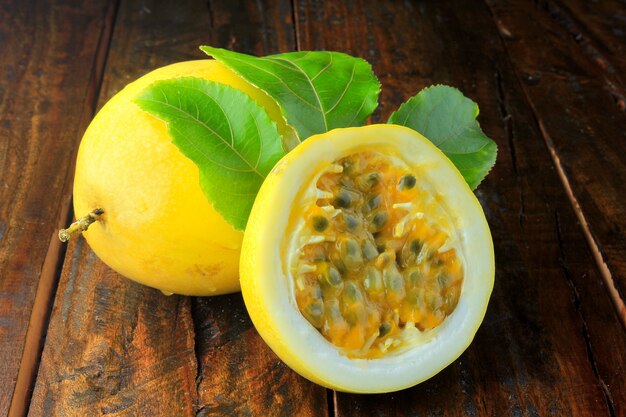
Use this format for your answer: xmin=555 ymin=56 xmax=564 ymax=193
xmin=240 ymin=124 xmax=495 ymax=393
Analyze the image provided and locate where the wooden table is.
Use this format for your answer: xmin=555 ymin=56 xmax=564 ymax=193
xmin=2 ymin=0 xmax=625 ymax=416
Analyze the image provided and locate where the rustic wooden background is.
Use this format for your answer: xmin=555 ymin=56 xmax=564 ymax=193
xmin=1 ymin=0 xmax=625 ymax=416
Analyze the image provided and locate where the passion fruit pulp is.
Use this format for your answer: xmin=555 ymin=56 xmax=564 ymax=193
xmin=240 ymin=124 xmax=494 ymax=393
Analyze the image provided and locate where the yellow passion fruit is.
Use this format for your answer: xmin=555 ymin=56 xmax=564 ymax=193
xmin=241 ymin=124 xmax=494 ymax=393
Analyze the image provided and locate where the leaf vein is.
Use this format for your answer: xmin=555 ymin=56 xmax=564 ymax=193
xmin=144 ymin=87 xmax=263 ymax=177
xmin=273 ymin=56 xmax=328 ymax=130
xmin=325 ymin=63 xmax=355 ymax=116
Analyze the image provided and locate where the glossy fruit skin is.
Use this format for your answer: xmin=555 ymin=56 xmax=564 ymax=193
xmin=74 ymin=60 xmax=288 ymax=296
xmin=240 ymin=124 xmax=495 ymax=393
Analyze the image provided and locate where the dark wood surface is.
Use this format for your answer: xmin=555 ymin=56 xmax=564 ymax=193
xmin=1 ymin=0 xmax=624 ymax=416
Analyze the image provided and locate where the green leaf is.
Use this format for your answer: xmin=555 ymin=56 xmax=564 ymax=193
xmin=388 ymin=85 xmax=497 ymax=189
xmin=201 ymin=46 xmax=380 ymax=144
xmin=135 ymin=77 xmax=285 ymax=231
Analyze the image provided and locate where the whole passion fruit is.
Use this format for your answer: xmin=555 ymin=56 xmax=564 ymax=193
xmin=240 ymin=124 xmax=494 ymax=393
xmin=68 ymin=60 xmax=291 ymax=296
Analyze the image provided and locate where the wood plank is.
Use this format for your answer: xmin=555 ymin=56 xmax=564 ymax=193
xmin=293 ymin=0 xmax=626 ymax=415
xmin=485 ymin=0 xmax=626 ymax=319
xmin=192 ymin=1 xmax=328 ymax=415
xmin=0 ymin=1 xmax=116 ymax=415
xmin=28 ymin=0 xmax=215 ymax=415
xmin=29 ymin=0 xmax=327 ymax=415
xmin=540 ymin=0 xmax=626 ymax=107
xmin=193 ymin=296 xmax=328 ymax=416
xmin=27 ymin=239 xmax=198 ymax=416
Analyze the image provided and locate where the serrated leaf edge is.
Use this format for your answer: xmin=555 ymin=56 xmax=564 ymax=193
xmin=388 ymin=84 xmax=497 ymax=190
xmin=200 ymin=46 xmax=381 ymax=143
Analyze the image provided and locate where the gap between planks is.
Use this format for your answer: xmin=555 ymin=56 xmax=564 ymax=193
xmin=7 ymin=1 xmax=121 ymax=416
xmin=538 ymin=119 xmax=626 ymax=329
xmin=482 ymin=0 xmax=626 ymax=330
xmin=6 ymin=227 xmax=70 ymax=417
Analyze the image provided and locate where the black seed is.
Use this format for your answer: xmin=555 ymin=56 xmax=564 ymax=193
xmin=335 ymin=189 xmax=360 ymax=208
xmin=356 ymin=172 xmax=381 ymax=190
xmin=335 ymin=191 xmax=351 ymax=208
xmin=329 ymin=251 xmax=347 ymax=274
xmin=410 ymin=239 xmax=423 ymax=255
xmin=437 ymin=272 xmax=451 ymax=288
xmin=304 ymin=300 xmax=325 ymax=328
xmin=340 ymin=238 xmax=363 ymax=270
xmin=408 ymin=269 xmax=423 ymax=286
xmin=328 ymin=266 xmax=343 ymax=286
xmin=312 ymin=215 xmax=329 ymax=232
xmin=372 ymin=211 xmax=388 ymax=230
xmin=367 ymin=173 xmax=381 ymax=186
xmin=343 ymin=281 xmax=363 ymax=304
xmin=383 ymin=264 xmax=406 ymax=299
xmin=343 ymin=213 xmax=360 ymax=231
xmin=320 ymin=263 xmax=343 ymax=287
xmin=399 ymin=174 xmax=417 ymax=190
xmin=376 ymin=243 xmax=386 ymax=253
xmin=362 ymin=240 xmax=378 ymax=261
xmin=378 ymin=322 xmax=391 ymax=337
xmin=367 ymin=194 xmax=382 ymax=211
xmin=364 ymin=267 xmax=383 ymax=291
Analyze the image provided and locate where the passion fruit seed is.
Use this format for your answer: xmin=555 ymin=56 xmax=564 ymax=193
xmin=320 ymin=263 xmax=343 ymax=288
xmin=312 ymin=215 xmax=329 ymax=232
xmin=343 ymin=281 xmax=364 ymax=305
xmin=407 ymin=268 xmax=424 ymax=286
xmin=363 ymin=266 xmax=384 ymax=292
xmin=335 ymin=188 xmax=361 ymax=208
xmin=369 ymin=211 xmax=388 ymax=232
xmin=383 ymin=263 xmax=406 ymax=305
xmin=378 ymin=322 xmax=392 ymax=337
xmin=293 ymin=151 xmax=463 ymax=359
xmin=339 ymin=238 xmax=364 ymax=270
xmin=362 ymin=239 xmax=378 ymax=261
xmin=398 ymin=174 xmax=417 ymax=190
xmin=355 ymin=172 xmax=381 ymax=190
xmin=343 ymin=213 xmax=361 ymax=231
xmin=366 ymin=194 xmax=382 ymax=211
xmin=400 ymin=238 xmax=424 ymax=267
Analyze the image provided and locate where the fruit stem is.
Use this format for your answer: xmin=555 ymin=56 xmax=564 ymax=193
xmin=58 ymin=208 xmax=104 ymax=242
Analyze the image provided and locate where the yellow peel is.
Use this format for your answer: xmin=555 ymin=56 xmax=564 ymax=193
xmin=73 ymin=60 xmax=290 ymax=295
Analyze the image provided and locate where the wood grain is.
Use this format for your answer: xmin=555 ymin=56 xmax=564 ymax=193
xmin=28 ymin=239 xmax=198 ymax=416
xmin=485 ymin=0 xmax=626 ymax=319
xmin=192 ymin=1 xmax=328 ymax=416
xmin=294 ymin=0 xmax=626 ymax=415
xmin=193 ymin=296 xmax=328 ymax=417
xmin=29 ymin=0 xmax=327 ymax=416
xmin=0 ymin=1 xmax=115 ymax=415
xmin=541 ymin=0 xmax=626 ymax=107
xmin=28 ymin=0 xmax=219 ymax=415
xmin=8 ymin=0 xmax=625 ymax=415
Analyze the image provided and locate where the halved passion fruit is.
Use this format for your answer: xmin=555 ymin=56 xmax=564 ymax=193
xmin=240 ymin=124 xmax=494 ymax=393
